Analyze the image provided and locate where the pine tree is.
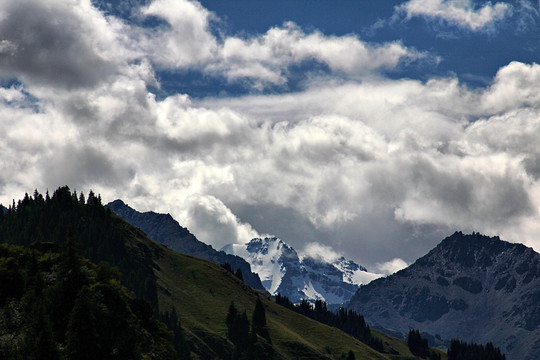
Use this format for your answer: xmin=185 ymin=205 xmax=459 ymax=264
xmin=226 ymin=301 xmax=239 ymax=341
xmin=252 ymin=298 xmax=270 ymax=341
xmin=21 ymin=301 xmax=60 ymax=360
xmin=407 ymin=329 xmax=429 ymax=357
xmin=234 ymin=268 xmax=244 ymax=282
xmin=65 ymin=286 xmax=99 ymax=360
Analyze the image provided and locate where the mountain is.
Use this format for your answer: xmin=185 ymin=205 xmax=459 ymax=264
xmin=222 ymin=237 xmax=380 ymax=305
xmin=106 ymin=199 xmax=265 ymax=291
xmin=0 ymin=186 xmax=440 ymax=360
xmin=348 ymin=231 xmax=540 ymax=360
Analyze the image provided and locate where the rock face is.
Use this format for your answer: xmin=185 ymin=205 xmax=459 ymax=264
xmin=106 ymin=200 xmax=265 ymax=291
xmin=347 ymin=231 xmax=540 ymax=360
xmin=222 ymin=237 xmax=379 ymax=305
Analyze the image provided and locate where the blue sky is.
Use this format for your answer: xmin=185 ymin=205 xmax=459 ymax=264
xmin=1 ymin=0 xmax=540 ymax=272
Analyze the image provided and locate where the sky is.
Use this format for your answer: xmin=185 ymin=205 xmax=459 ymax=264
xmin=1 ymin=0 xmax=540 ymax=273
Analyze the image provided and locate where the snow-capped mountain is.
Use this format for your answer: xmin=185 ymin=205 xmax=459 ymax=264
xmin=348 ymin=232 xmax=540 ymax=360
xmin=222 ymin=237 xmax=380 ymax=305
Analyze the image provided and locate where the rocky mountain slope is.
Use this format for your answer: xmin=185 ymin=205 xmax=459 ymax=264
xmin=106 ymin=199 xmax=265 ymax=291
xmin=348 ymin=231 xmax=540 ymax=360
xmin=222 ymin=237 xmax=380 ymax=305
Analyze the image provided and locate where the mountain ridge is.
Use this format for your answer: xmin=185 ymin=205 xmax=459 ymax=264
xmin=348 ymin=231 xmax=540 ymax=360
xmin=106 ymin=199 xmax=266 ymax=291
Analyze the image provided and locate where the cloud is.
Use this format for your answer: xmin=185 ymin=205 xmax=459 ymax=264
xmin=135 ymin=3 xmax=423 ymax=89
xmin=2 ymin=0 xmax=540 ymax=270
xmin=210 ymin=22 xmax=420 ymax=88
xmin=376 ymin=258 xmax=409 ymax=275
xmin=40 ymin=144 xmax=127 ymax=189
xmin=140 ymin=0 xmax=218 ymax=68
xmin=0 ymin=0 xmax=123 ymax=89
xmin=481 ymin=61 xmax=540 ymax=113
xmin=0 ymin=85 xmax=25 ymax=102
xmin=301 ymin=242 xmax=343 ymax=263
xmin=396 ymin=0 xmax=512 ymax=31
xmin=177 ymin=194 xmax=261 ymax=250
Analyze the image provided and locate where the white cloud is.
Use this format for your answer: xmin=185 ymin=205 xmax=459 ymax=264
xmin=481 ymin=61 xmax=540 ymax=113
xmin=2 ymin=0 xmax=540 ymax=269
xmin=0 ymin=85 xmax=24 ymax=102
xmin=301 ymin=242 xmax=343 ymax=263
xmin=376 ymin=258 xmax=409 ymax=275
xmin=134 ymin=3 xmax=423 ymax=89
xmin=397 ymin=0 xmax=512 ymax=31
xmin=140 ymin=0 xmax=218 ymax=68
xmin=209 ymin=22 xmax=420 ymax=88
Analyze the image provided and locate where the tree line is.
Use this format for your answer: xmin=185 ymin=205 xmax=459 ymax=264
xmin=275 ymin=293 xmax=383 ymax=352
xmin=408 ymin=329 xmax=505 ymax=360
xmin=221 ymin=262 xmax=244 ymax=282
xmin=225 ymin=298 xmax=273 ymax=360
xmin=0 ymin=187 xmax=158 ymax=307
xmin=447 ymin=339 xmax=505 ymax=360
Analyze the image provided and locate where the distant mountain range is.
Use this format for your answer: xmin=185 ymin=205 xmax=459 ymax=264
xmin=348 ymin=231 xmax=540 ymax=360
xmin=106 ymin=200 xmax=266 ymax=291
xmin=222 ymin=237 xmax=381 ymax=305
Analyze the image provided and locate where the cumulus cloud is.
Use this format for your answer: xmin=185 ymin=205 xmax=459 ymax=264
xmin=376 ymin=258 xmax=409 ymax=275
xmin=481 ymin=61 xmax=540 ymax=113
xmin=134 ymin=1 xmax=423 ymax=89
xmin=396 ymin=0 xmax=512 ymax=31
xmin=301 ymin=242 xmax=343 ymax=263
xmin=2 ymin=0 xmax=540 ymax=269
xmin=178 ymin=194 xmax=261 ymax=250
xmin=210 ymin=22 xmax=420 ymax=88
xmin=140 ymin=0 xmax=218 ymax=68
xmin=0 ymin=0 xmax=123 ymax=89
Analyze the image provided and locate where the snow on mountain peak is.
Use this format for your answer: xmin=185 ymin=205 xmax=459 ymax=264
xmin=222 ymin=237 xmax=298 ymax=294
xmin=222 ymin=237 xmax=382 ymax=304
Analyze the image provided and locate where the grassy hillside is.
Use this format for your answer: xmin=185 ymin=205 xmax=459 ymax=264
xmin=150 ymin=232 xmax=446 ymax=360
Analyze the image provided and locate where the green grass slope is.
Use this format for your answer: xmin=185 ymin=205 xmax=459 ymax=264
xmin=151 ymin=238 xmax=447 ymax=360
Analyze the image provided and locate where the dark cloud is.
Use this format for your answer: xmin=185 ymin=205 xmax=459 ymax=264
xmin=228 ymin=202 xmax=451 ymax=269
xmin=41 ymin=145 xmax=125 ymax=189
xmin=0 ymin=0 xmax=115 ymax=89
xmin=228 ymin=202 xmax=333 ymax=248
xmin=398 ymin=155 xmax=535 ymax=224
xmin=523 ymin=154 xmax=540 ymax=180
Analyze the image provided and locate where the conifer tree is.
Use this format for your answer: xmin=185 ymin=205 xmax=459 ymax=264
xmin=21 ymin=301 xmax=60 ymax=360
xmin=66 ymin=286 xmax=99 ymax=360
xmin=252 ymin=298 xmax=270 ymax=341
xmin=235 ymin=268 xmax=244 ymax=282
xmin=226 ymin=301 xmax=239 ymax=340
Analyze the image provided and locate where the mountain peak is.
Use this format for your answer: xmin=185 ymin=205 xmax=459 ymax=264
xmin=418 ymin=231 xmax=526 ymax=269
xmin=348 ymin=232 xmax=540 ymax=359
xmin=223 ymin=237 xmax=379 ymax=304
